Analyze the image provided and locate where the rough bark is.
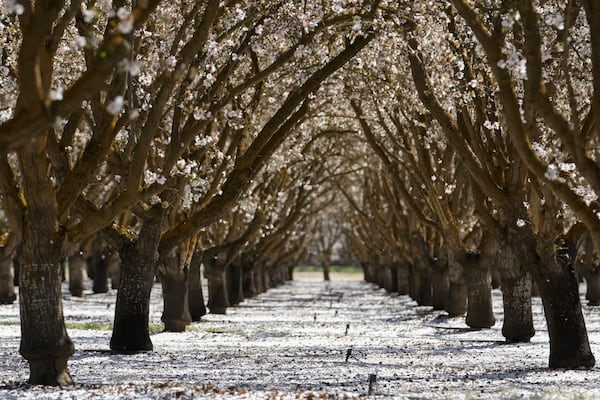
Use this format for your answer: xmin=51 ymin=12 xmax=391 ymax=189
xmin=500 ymin=274 xmax=535 ymax=342
xmin=110 ymin=206 xmax=166 ymax=352
xmin=536 ymin=259 xmax=595 ymax=368
xmin=19 ymin=262 xmax=74 ymax=385
xmin=463 ymin=254 xmax=496 ymax=329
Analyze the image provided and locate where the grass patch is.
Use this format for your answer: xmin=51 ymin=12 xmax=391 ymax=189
xmin=294 ymin=265 xmax=362 ymax=273
xmin=65 ymin=322 xmax=165 ymax=333
xmin=149 ymin=323 xmax=164 ymax=333
xmin=66 ymin=322 xmax=112 ymax=331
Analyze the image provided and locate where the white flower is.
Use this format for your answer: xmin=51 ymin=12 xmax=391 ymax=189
xmin=116 ymin=7 xmax=129 ymax=19
xmin=50 ymin=87 xmax=63 ymax=101
xmin=82 ymin=8 xmax=96 ymax=23
xmin=516 ymin=218 xmax=526 ymax=228
xmin=193 ymin=108 xmax=212 ymax=121
xmin=544 ymin=164 xmax=559 ymax=181
xmin=165 ymin=56 xmax=177 ymax=69
xmin=352 ymin=16 xmax=362 ymax=32
xmin=106 ymin=96 xmax=124 ymax=115
xmin=118 ymin=18 xmax=134 ymax=34
xmin=75 ymin=36 xmax=87 ymax=48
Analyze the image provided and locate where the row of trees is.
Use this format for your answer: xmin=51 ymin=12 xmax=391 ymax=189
xmin=2 ymin=0 xmax=600 ymax=386
xmin=0 ymin=0 xmax=381 ymax=385
xmin=339 ymin=0 xmax=600 ymax=370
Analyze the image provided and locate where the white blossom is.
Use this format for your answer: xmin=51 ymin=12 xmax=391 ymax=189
xmin=544 ymin=164 xmax=559 ymax=181
xmin=106 ymin=96 xmax=124 ymax=115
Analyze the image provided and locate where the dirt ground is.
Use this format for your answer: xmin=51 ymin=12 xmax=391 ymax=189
xmin=0 ymin=272 xmax=599 ymax=399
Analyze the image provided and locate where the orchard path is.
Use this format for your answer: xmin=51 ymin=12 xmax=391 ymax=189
xmin=0 ymin=272 xmax=599 ymax=399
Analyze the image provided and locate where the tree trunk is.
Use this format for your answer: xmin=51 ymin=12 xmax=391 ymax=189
xmin=89 ymin=251 xmax=110 ymax=294
xmin=242 ymin=264 xmax=257 ymax=298
xmin=68 ymin=252 xmax=86 ymax=297
xmin=0 ymin=247 xmax=16 ymax=304
xmin=159 ymin=255 xmax=191 ymax=332
xmin=445 ymin=263 xmax=467 ymax=317
xmin=463 ymin=254 xmax=495 ymax=329
xmin=254 ymin=264 xmax=266 ymax=294
xmin=500 ymin=274 xmax=535 ymax=342
xmin=19 ymin=261 xmax=74 ymax=385
xmin=362 ymin=263 xmax=376 ymax=284
xmin=110 ymin=208 xmax=165 ymax=353
xmin=381 ymin=265 xmax=397 ymax=293
xmin=395 ymin=262 xmax=410 ymax=295
xmin=323 ymin=263 xmax=331 ymax=281
xmin=12 ymin=257 xmax=20 ymax=287
xmin=431 ymin=265 xmax=448 ymax=311
xmin=205 ymin=261 xmax=229 ymax=314
xmin=536 ymin=261 xmax=595 ymax=368
xmin=583 ymin=268 xmax=600 ymax=306
xmin=188 ymin=250 xmax=206 ymax=321
xmin=227 ymin=263 xmax=244 ymax=306
xmin=108 ymin=250 xmax=121 ymax=289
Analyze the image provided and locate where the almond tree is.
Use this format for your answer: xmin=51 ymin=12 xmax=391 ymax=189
xmin=450 ymin=0 xmax=595 ymax=368
xmin=0 ymin=1 xmax=159 ymax=385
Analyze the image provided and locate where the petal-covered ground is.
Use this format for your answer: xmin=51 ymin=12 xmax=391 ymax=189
xmin=0 ymin=272 xmax=599 ymax=399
